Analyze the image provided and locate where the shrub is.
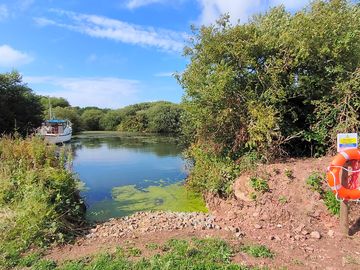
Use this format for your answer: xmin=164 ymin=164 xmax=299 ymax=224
xmin=324 ymin=190 xmax=340 ymax=216
xmin=0 ymin=136 xmax=86 ymax=268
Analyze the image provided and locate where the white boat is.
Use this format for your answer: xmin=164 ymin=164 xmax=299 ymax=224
xmin=38 ymin=119 xmax=72 ymax=144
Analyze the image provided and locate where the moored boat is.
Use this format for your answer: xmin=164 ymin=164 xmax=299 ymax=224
xmin=38 ymin=119 xmax=72 ymax=144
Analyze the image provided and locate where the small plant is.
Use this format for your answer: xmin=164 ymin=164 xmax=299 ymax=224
xmin=241 ymin=244 xmax=274 ymax=258
xmin=278 ymin=196 xmax=288 ymax=204
xmin=284 ymin=168 xmax=294 ymax=180
xmin=273 ymin=168 xmax=280 ymax=175
xmin=146 ymin=243 xmax=159 ymax=250
xmin=306 ymin=172 xmax=324 ymax=194
xmin=127 ymin=247 xmax=142 ymax=257
xmin=249 ymin=192 xmax=257 ymax=201
xmin=324 ymin=190 xmax=340 ymax=216
xmin=250 ymin=177 xmax=269 ymax=193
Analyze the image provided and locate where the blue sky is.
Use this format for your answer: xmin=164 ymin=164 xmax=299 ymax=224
xmin=0 ymin=0 xmax=311 ymax=109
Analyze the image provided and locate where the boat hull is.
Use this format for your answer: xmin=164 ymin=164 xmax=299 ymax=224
xmin=44 ymin=133 xmax=72 ymax=144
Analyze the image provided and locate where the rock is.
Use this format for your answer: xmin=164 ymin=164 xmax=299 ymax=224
xmin=301 ymin=230 xmax=309 ymax=235
xmin=327 ymin=230 xmax=335 ymax=238
xmin=254 ymin=224 xmax=262 ymax=229
xmin=294 ymin=224 xmax=305 ymax=233
xmin=276 ymin=224 xmax=282 ymax=228
xmin=235 ymin=231 xmax=245 ymax=238
xmin=310 ymin=231 xmax=321 ymax=239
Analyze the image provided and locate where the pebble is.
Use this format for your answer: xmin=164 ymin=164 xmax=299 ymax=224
xmin=310 ymin=231 xmax=321 ymax=239
xmin=254 ymin=224 xmax=262 ymax=229
xmin=327 ymin=230 xmax=334 ymax=238
xmin=85 ymin=211 xmax=220 ymax=240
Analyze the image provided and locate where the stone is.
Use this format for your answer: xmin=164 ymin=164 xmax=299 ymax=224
xmin=254 ymin=224 xmax=262 ymax=229
xmin=327 ymin=230 xmax=335 ymax=238
xmin=310 ymin=231 xmax=321 ymax=239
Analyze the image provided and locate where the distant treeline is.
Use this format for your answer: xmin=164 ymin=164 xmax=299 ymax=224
xmin=0 ymin=71 xmax=182 ymax=135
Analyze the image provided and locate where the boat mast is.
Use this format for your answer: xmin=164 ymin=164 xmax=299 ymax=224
xmin=48 ymin=97 xmax=52 ymax=119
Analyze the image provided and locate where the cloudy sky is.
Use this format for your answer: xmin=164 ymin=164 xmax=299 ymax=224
xmin=0 ymin=0 xmax=311 ymax=108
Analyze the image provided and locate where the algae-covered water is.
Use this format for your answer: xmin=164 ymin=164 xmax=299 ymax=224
xmin=71 ymin=132 xmax=207 ymax=221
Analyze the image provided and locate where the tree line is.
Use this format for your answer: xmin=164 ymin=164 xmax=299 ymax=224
xmin=0 ymin=71 xmax=182 ymax=135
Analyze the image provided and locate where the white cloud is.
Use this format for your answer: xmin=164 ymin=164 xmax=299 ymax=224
xmin=126 ymin=0 xmax=165 ymax=9
xmin=197 ymin=0 xmax=311 ymax=25
xmin=35 ymin=10 xmax=186 ymax=53
xmin=0 ymin=45 xmax=33 ymax=67
xmin=24 ymin=76 xmax=140 ymax=109
xmin=0 ymin=4 xmax=9 ymax=21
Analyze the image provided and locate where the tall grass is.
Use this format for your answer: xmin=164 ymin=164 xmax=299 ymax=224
xmin=0 ymin=136 xmax=86 ymax=268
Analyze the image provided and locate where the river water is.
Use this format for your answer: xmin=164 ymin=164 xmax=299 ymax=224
xmin=71 ymin=132 xmax=207 ymax=221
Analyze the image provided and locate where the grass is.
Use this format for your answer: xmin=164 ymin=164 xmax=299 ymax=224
xmin=241 ymin=244 xmax=274 ymax=259
xmin=0 ymin=136 xmax=86 ymax=269
xmin=25 ymin=238 xmax=260 ymax=270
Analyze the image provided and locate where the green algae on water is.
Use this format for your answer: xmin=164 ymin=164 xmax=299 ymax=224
xmin=88 ymin=182 xmax=208 ymax=221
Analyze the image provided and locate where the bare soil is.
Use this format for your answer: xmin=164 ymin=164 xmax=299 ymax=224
xmin=46 ymin=156 xmax=360 ymax=269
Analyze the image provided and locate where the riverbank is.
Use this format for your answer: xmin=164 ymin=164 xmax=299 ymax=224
xmin=43 ymin=156 xmax=360 ymax=269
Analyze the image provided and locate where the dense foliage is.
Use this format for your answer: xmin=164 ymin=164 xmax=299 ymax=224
xmin=0 ymin=136 xmax=86 ymax=268
xmin=178 ymin=0 xmax=360 ymax=194
xmin=0 ymin=71 xmax=43 ymax=136
xmin=179 ymin=0 xmax=360 ymax=159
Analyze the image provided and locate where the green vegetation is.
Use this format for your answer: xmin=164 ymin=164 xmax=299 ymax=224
xmin=324 ymin=190 xmax=340 ymax=216
xmin=0 ymin=71 xmax=43 ymax=136
xmin=88 ymin=182 xmax=208 ymax=221
xmin=284 ymin=169 xmax=294 ymax=180
xmin=241 ymin=245 xmax=274 ymax=258
xmin=278 ymin=196 xmax=288 ymax=204
xmin=178 ymin=0 xmax=360 ymax=194
xmin=306 ymin=172 xmax=340 ymax=216
xmin=0 ymin=136 xmax=86 ymax=268
xmin=249 ymin=177 xmax=269 ymax=193
xmin=27 ymin=238 xmax=257 ymax=270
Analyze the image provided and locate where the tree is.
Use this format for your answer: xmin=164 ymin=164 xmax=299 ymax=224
xmin=0 ymin=71 xmax=43 ymax=135
xmin=40 ymin=96 xmax=70 ymax=110
xmin=99 ymin=110 xmax=123 ymax=131
xmin=81 ymin=109 xmax=105 ymax=131
xmin=179 ymin=0 xmax=360 ymax=159
xmin=147 ymin=103 xmax=183 ymax=134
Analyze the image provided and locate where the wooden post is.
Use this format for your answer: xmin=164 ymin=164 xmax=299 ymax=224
xmin=340 ymin=161 xmax=349 ymax=236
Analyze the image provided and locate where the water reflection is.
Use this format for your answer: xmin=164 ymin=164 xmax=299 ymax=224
xmin=71 ymin=132 xmax=187 ymax=207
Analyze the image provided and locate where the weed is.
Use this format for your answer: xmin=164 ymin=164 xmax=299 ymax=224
xmin=145 ymin=243 xmax=159 ymax=250
xmin=284 ymin=169 xmax=294 ymax=180
xmin=273 ymin=168 xmax=280 ymax=175
xmin=249 ymin=192 xmax=257 ymax=201
xmin=127 ymin=247 xmax=142 ymax=257
xmin=241 ymin=244 xmax=274 ymax=258
xmin=250 ymin=177 xmax=269 ymax=193
xmin=278 ymin=196 xmax=288 ymax=204
xmin=306 ymin=172 xmax=324 ymax=194
xmin=324 ymin=190 xmax=340 ymax=216
xmin=18 ymin=252 xmax=42 ymax=267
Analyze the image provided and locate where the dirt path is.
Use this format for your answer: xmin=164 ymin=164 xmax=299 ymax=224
xmin=46 ymin=156 xmax=360 ymax=269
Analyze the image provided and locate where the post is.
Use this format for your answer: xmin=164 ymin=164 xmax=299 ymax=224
xmin=340 ymin=161 xmax=349 ymax=236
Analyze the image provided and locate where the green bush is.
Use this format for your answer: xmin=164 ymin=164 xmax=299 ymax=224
xmin=179 ymin=1 xmax=360 ymax=160
xmin=0 ymin=136 xmax=86 ymax=268
xmin=306 ymin=172 xmax=324 ymax=194
xmin=184 ymin=144 xmax=240 ymax=195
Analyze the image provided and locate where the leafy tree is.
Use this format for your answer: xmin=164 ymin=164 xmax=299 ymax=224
xmin=179 ymin=0 xmax=360 ymax=159
xmin=40 ymin=96 xmax=70 ymax=109
xmin=0 ymin=71 xmax=43 ymax=136
xmin=81 ymin=109 xmax=105 ymax=131
xmin=147 ymin=103 xmax=183 ymax=133
xmin=99 ymin=110 xmax=123 ymax=131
